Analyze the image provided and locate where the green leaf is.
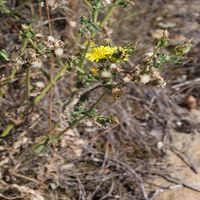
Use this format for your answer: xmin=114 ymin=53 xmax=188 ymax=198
xmin=79 ymin=16 xmax=100 ymax=36
xmin=116 ymin=0 xmax=129 ymax=8
xmin=33 ymin=143 xmax=47 ymax=154
xmin=37 ymin=44 xmax=47 ymax=54
xmin=0 ymin=49 xmax=9 ymax=61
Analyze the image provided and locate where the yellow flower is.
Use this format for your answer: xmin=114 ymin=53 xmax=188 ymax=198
xmin=110 ymin=47 xmax=130 ymax=62
xmin=86 ymin=46 xmax=117 ymax=62
xmin=118 ymin=47 xmax=130 ymax=61
xmin=90 ymin=66 xmax=99 ymax=76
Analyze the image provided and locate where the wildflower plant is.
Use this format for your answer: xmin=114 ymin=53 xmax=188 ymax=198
xmin=0 ymin=0 xmax=192 ymax=153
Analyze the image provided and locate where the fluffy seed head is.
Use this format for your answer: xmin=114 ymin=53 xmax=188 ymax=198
xmin=140 ymin=74 xmax=151 ymax=84
xmin=54 ymin=48 xmax=64 ymax=57
xmin=101 ymin=70 xmax=112 ymax=79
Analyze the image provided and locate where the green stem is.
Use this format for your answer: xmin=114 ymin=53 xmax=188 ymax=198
xmin=100 ymin=4 xmax=116 ymax=28
xmin=20 ymin=39 xmax=28 ymax=55
xmin=79 ymin=40 xmax=91 ymax=70
xmin=1 ymin=63 xmax=69 ymax=142
xmin=0 ymin=37 xmax=30 ymax=141
xmin=84 ymin=0 xmax=93 ymax=15
xmin=79 ymin=2 xmax=117 ymax=70
xmin=34 ymin=62 xmax=68 ymax=104
xmin=93 ymin=2 xmax=101 ymax=24
xmin=28 ymin=38 xmax=37 ymax=49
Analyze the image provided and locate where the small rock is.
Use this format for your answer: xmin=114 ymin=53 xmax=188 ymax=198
xmin=186 ymin=95 xmax=198 ymax=109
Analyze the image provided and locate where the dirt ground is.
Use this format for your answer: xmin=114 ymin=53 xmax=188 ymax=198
xmin=146 ymin=109 xmax=200 ymax=200
xmin=0 ymin=0 xmax=200 ymax=200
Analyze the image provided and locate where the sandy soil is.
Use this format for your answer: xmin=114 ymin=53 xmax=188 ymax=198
xmin=148 ymin=109 xmax=200 ymax=200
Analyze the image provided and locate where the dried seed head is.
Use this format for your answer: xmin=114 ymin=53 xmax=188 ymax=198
xmin=47 ymin=36 xmax=55 ymax=42
xmin=110 ymin=63 xmax=117 ymax=70
xmin=47 ymin=0 xmax=65 ymax=10
xmin=102 ymin=0 xmax=112 ymax=6
xmin=85 ymin=120 xmax=93 ymax=127
xmin=123 ymin=75 xmax=131 ymax=83
xmin=140 ymin=74 xmax=151 ymax=84
xmin=54 ymin=48 xmax=64 ymax=57
xmin=35 ymin=81 xmax=45 ymax=88
xmin=132 ymin=65 xmax=141 ymax=77
xmin=145 ymin=52 xmax=154 ymax=57
xmin=110 ymin=63 xmax=122 ymax=72
xmin=101 ymin=71 xmax=112 ymax=79
xmin=35 ymin=33 xmax=44 ymax=41
xmin=31 ymin=59 xmax=43 ymax=68
xmin=54 ymin=40 xmax=64 ymax=48
xmin=69 ymin=21 xmax=77 ymax=28
xmin=16 ymin=58 xmax=25 ymax=65
xmin=149 ymin=69 xmax=166 ymax=87
xmin=112 ymin=87 xmax=123 ymax=100
xmin=25 ymin=48 xmax=37 ymax=62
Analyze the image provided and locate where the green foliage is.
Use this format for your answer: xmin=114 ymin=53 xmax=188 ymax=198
xmin=96 ymin=115 xmax=115 ymax=125
xmin=143 ymin=32 xmax=192 ymax=70
xmin=0 ymin=0 xmax=11 ymax=14
xmin=115 ymin=0 xmax=129 ymax=8
xmin=174 ymin=41 xmax=192 ymax=57
xmin=79 ymin=16 xmax=100 ymax=36
xmin=20 ymin=24 xmax=35 ymax=39
xmin=154 ymin=33 xmax=169 ymax=49
xmin=0 ymin=49 xmax=9 ymax=61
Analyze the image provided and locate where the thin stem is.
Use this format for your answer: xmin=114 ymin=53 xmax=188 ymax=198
xmin=20 ymin=39 xmax=28 ymax=55
xmin=79 ymin=40 xmax=91 ymax=70
xmin=28 ymin=38 xmax=37 ymax=49
xmin=20 ymin=38 xmax=32 ymax=101
xmin=93 ymin=2 xmax=100 ymax=24
xmin=38 ymin=1 xmax=43 ymax=32
xmin=48 ymin=56 xmax=54 ymax=132
xmin=45 ymin=0 xmax=53 ymax=133
xmin=25 ymin=65 xmax=31 ymax=99
xmin=100 ymin=4 xmax=115 ymax=28
xmin=45 ymin=0 xmax=52 ymax=35
xmin=84 ymin=0 xmax=93 ymax=15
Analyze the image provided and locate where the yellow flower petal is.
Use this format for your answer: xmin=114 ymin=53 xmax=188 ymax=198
xmin=86 ymin=46 xmax=117 ymax=62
